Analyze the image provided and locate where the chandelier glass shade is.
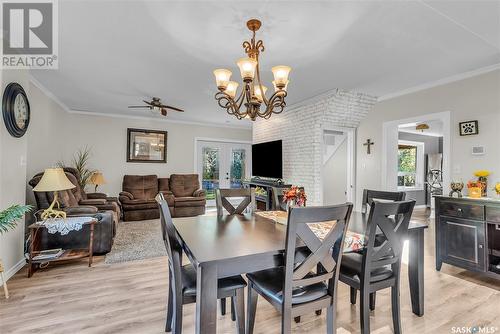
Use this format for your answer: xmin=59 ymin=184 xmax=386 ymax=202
xmin=213 ymin=19 xmax=291 ymax=121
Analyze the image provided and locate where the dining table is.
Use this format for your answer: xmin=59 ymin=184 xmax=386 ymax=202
xmin=172 ymin=210 xmax=428 ymax=334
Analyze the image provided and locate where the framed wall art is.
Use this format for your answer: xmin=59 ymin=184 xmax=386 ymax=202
xmin=127 ymin=128 xmax=167 ymax=163
xmin=459 ymin=120 xmax=479 ymax=136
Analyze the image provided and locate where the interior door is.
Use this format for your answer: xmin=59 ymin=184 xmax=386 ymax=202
xmin=196 ymin=140 xmax=251 ymax=205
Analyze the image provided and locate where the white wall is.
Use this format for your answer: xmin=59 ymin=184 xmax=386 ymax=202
xmin=0 ymin=69 xmax=31 ymax=282
xmin=356 ymin=69 xmax=500 ymax=207
xmin=26 ymin=83 xmax=253 ymax=197
xmin=323 ymin=139 xmax=348 ymax=205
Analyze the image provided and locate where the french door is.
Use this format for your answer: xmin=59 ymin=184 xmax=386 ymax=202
xmin=196 ymin=140 xmax=252 ymax=205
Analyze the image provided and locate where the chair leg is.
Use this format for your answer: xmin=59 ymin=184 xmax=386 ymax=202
xmin=391 ymin=285 xmax=402 ymax=334
xmin=326 ymin=305 xmax=335 ymax=334
xmin=359 ymin=289 xmax=370 ymax=334
xmin=369 ymin=292 xmax=376 ymax=311
xmin=294 ymin=316 xmax=301 ymax=323
xmin=282 ymin=308 xmax=292 ymax=334
xmin=172 ymin=291 xmax=183 ymax=334
xmin=350 ymin=287 xmax=357 ymax=305
xmin=165 ymin=280 xmax=173 ymax=332
xmin=234 ymin=289 xmax=245 ymax=334
xmin=246 ymin=284 xmax=258 ymax=334
xmin=231 ymin=297 xmax=236 ymax=321
xmin=220 ymin=297 xmax=226 ymax=315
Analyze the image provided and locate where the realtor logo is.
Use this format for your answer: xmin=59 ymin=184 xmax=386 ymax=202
xmin=1 ymin=0 xmax=58 ymax=69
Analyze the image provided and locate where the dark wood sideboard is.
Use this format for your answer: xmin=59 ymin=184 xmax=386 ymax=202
xmin=242 ymin=179 xmax=291 ymax=211
xmin=435 ymin=196 xmax=500 ymax=279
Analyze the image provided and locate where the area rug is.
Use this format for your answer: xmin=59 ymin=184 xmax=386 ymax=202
xmin=105 ymin=219 xmax=166 ymax=264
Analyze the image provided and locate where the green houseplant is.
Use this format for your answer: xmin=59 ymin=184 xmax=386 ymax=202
xmin=58 ymin=146 xmax=96 ymax=190
xmin=0 ymin=204 xmax=32 ymax=298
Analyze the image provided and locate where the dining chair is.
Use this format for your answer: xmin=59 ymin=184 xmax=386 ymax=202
xmin=339 ymin=200 xmax=415 ymax=334
xmin=361 ymin=189 xmax=406 ymax=214
xmin=156 ymin=193 xmax=247 ymax=334
xmin=271 ymin=186 xmax=306 ymax=211
xmin=215 ymin=188 xmax=256 ymax=216
xmin=246 ymin=203 xmax=354 ymax=334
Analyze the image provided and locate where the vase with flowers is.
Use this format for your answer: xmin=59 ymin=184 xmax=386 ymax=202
xmin=283 ymin=186 xmax=307 ymax=211
xmin=494 ymin=182 xmax=500 ymax=199
xmin=467 ymin=180 xmax=482 ymax=198
xmin=474 ymin=170 xmax=490 ymax=197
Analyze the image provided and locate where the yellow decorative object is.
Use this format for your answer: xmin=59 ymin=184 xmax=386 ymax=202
xmin=474 ymin=170 xmax=490 ymax=178
xmin=89 ymin=171 xmax=106 ymax=192
xmin=468 ymin=187 xmax=482 ymax=199
xmin=33 ymin=168 xmax=75 ymax=220
xmin=495 ymin=183 xmax=500 ymax=195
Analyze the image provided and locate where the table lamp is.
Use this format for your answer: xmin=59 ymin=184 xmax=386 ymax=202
xmin=33 ymin=168 xmax=75 ymax=220
xmin=89 ymin=171 xmax=106 ymax=192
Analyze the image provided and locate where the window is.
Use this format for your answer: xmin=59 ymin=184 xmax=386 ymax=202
xmin=397 ymin=140 xmax=424 ymax=191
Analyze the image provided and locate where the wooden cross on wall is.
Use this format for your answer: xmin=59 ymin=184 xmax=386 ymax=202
xmin=363 ymin=139 xmax=374 ymax=154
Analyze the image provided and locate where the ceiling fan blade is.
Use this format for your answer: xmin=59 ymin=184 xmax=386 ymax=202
xmin=143 ymin=100 xmax=154 ymax=106
xmin=164 ymin=105 xmax=184 ymax=112
xmin=128 ymin=106 xmax=149 ymax=108
xmin=160 ymin=108 xmax=167 ymax=116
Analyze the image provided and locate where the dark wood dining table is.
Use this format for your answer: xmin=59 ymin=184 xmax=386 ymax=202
xmin=173 ymin=211 xmax=428 ymax=334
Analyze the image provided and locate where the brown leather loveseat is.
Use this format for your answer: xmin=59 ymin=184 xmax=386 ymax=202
xmin=119 ymin=174 xmax=206 ymax=221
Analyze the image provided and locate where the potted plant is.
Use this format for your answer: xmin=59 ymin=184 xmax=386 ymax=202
xmin=0 ymin=204 xmax=32 ymax=299
xmin=58 ymin=146 xmax=96 ymax=190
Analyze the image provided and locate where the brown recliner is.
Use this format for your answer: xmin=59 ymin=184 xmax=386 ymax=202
xmin=119 ymin=174 xmax=205 ymax=221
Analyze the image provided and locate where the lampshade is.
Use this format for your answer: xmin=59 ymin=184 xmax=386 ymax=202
xmin=253 ymin=85 xmax=267 ymax=102
xmin=272 ymin=80 xmax=289 ymax=92
xmin=90 ymin=172 xmax=106 ymax=185
xmin=271 ymin=65 xmax=291 ymax=88
xmin=33 ymin=168 xmax=75 ymax=192
xmin=213 ymin=69 xmax=232 ymax=90
xmin=224 ymin=81 xmax=239 ymax=98
xmin=237 ymin=57 xmax=257 ymax=81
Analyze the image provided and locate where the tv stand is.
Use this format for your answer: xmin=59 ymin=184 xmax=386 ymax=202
xmin=243 ymin=179 xmax=291 ymax=211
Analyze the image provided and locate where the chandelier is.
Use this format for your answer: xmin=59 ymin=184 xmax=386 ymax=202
xmin=213 ymin=19 xmax=291 ymax=121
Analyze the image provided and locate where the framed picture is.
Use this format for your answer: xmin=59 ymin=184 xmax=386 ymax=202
xmin=127 ymin=128 xmax=167 ymax=163
xmin=459 ymin=120 xmax=479 ymax=136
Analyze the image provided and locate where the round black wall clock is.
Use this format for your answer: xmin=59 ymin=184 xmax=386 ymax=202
xmin=2 ymin=82 xmax=30 ymax=138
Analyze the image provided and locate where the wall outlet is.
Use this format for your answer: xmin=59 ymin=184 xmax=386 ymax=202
xmin=472 ymin=146 xmax=485 ymax=155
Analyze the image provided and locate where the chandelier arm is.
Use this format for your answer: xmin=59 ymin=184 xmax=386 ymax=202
xmin=215 ymin=92 xmax=239 ymax=117
xmin=255 ymin=62 xmax=270 ymax=106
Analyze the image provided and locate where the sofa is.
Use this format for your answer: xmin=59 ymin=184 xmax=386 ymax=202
xmin=28 ymin=172 xmax=116 ymax=253
xmin=119 ymin=174 xmax=206 ymax=221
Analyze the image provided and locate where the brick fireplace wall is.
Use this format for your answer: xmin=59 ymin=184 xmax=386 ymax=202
xmin=253 ymin=89 xmax=377 ymax=205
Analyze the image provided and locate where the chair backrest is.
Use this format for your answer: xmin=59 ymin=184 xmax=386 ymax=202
xmin=272 ymin=186 xmax=306 ymax=211
xmin=170 ymin=174 xmax=200 ymax=197
xmin=361 ymin=189 xmax=406 ymax=214
xmin=362 ymin=200 xmax=415 ymax=283
xmin=156 ymin=193 xmax=183 ymax=297
xmin=282 ymin=203 xmax=353 ymax=308
xmin=123 ymin=175 xmax=159 ymax=200
xmin=215 ymin=188 xmax=256 ymax=216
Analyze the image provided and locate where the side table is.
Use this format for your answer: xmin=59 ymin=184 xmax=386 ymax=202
xmin=27 ymin=216 xmax=98 ymax=277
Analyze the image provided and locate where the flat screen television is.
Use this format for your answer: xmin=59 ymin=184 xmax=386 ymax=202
xmin=252 ymin=140 xmax=282 ymax=179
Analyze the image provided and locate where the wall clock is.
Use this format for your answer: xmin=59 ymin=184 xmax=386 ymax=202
xmin=2 ymin=83 xmax=30 ymax=138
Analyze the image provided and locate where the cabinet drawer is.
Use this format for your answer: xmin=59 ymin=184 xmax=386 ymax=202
xmin=440 ymin=201 xmax=484 ymax=220
xmin=486 ymin=206 xmax=500 ymax=223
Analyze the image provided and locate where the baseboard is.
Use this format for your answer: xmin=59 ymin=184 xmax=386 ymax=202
xmin=0 ymin=258 xmax=26 ymax=284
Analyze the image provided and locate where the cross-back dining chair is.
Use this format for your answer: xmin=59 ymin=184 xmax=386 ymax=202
xmin=361 ymin=189 xmax=406 ymax=214
xmin=339 ymin=200 xmax=415 ymax=334
xmin=156 ymin=193 xmax=247 ymax=334
xmin=246 ymin=203 xmax=353 ymax=334
xmin=216 ymin=188 xmax=256 ymax=216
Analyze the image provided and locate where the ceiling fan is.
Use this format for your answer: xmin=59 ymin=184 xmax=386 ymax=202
xmin=128 ymin=97 xmax=184 ymax=116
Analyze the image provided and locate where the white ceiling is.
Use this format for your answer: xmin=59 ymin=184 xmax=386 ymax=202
xmin=31 ymin=0 xmax=500 ymax=128
xmin=399 ymin=119 xmax=444 ymax=137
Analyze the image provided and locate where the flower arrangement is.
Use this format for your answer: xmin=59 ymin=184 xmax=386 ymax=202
xmin=473 ymin=170 xmax=490 ymax=197
xmin=494 ymin=182 xmax=500 ymax=196
xmin=283 ymin=186 xmax=307 ymax=207
xmin=467 ymin=180 xmax=482 ymax=198
xmin=474 ymin=170 xmax=490 ymax=178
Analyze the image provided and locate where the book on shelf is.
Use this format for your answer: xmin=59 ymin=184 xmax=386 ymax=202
xmin=32 ymin=248 xmax=64 ymax=261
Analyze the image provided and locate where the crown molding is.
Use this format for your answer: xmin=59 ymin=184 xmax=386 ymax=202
xmin=378 ymin=63 xmax=500 ymax=102
xmin=28 ymin=76 xmax=251 ymax=130
xmin=67 ymin=109 xmax=252 ymax=130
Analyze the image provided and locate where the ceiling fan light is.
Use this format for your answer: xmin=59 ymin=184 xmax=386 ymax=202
xmin=224 ymin=81 xmax=239 ymax=98
xmin=253 ymin=85 xmax=267 ymax=102
xmin=271 ymin=65 xmax=291 ymax=88
xmin=213 ymin=69 xmax=232 ymax=90
xmin=237 ymin=58 xmax=257 ymax=81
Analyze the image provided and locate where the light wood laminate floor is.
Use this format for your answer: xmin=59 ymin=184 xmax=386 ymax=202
xmin=1 ymin=209 xmax=500 ymax=334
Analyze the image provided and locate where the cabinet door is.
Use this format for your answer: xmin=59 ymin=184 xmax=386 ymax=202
xmin=439 ymin=216 xmax=486 ymax=272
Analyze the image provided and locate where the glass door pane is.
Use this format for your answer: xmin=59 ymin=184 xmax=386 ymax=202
xmin=201 ymin=147 xmax=220 ymax=201
xmin=230 ymin=149 xmax=246 ymax=189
